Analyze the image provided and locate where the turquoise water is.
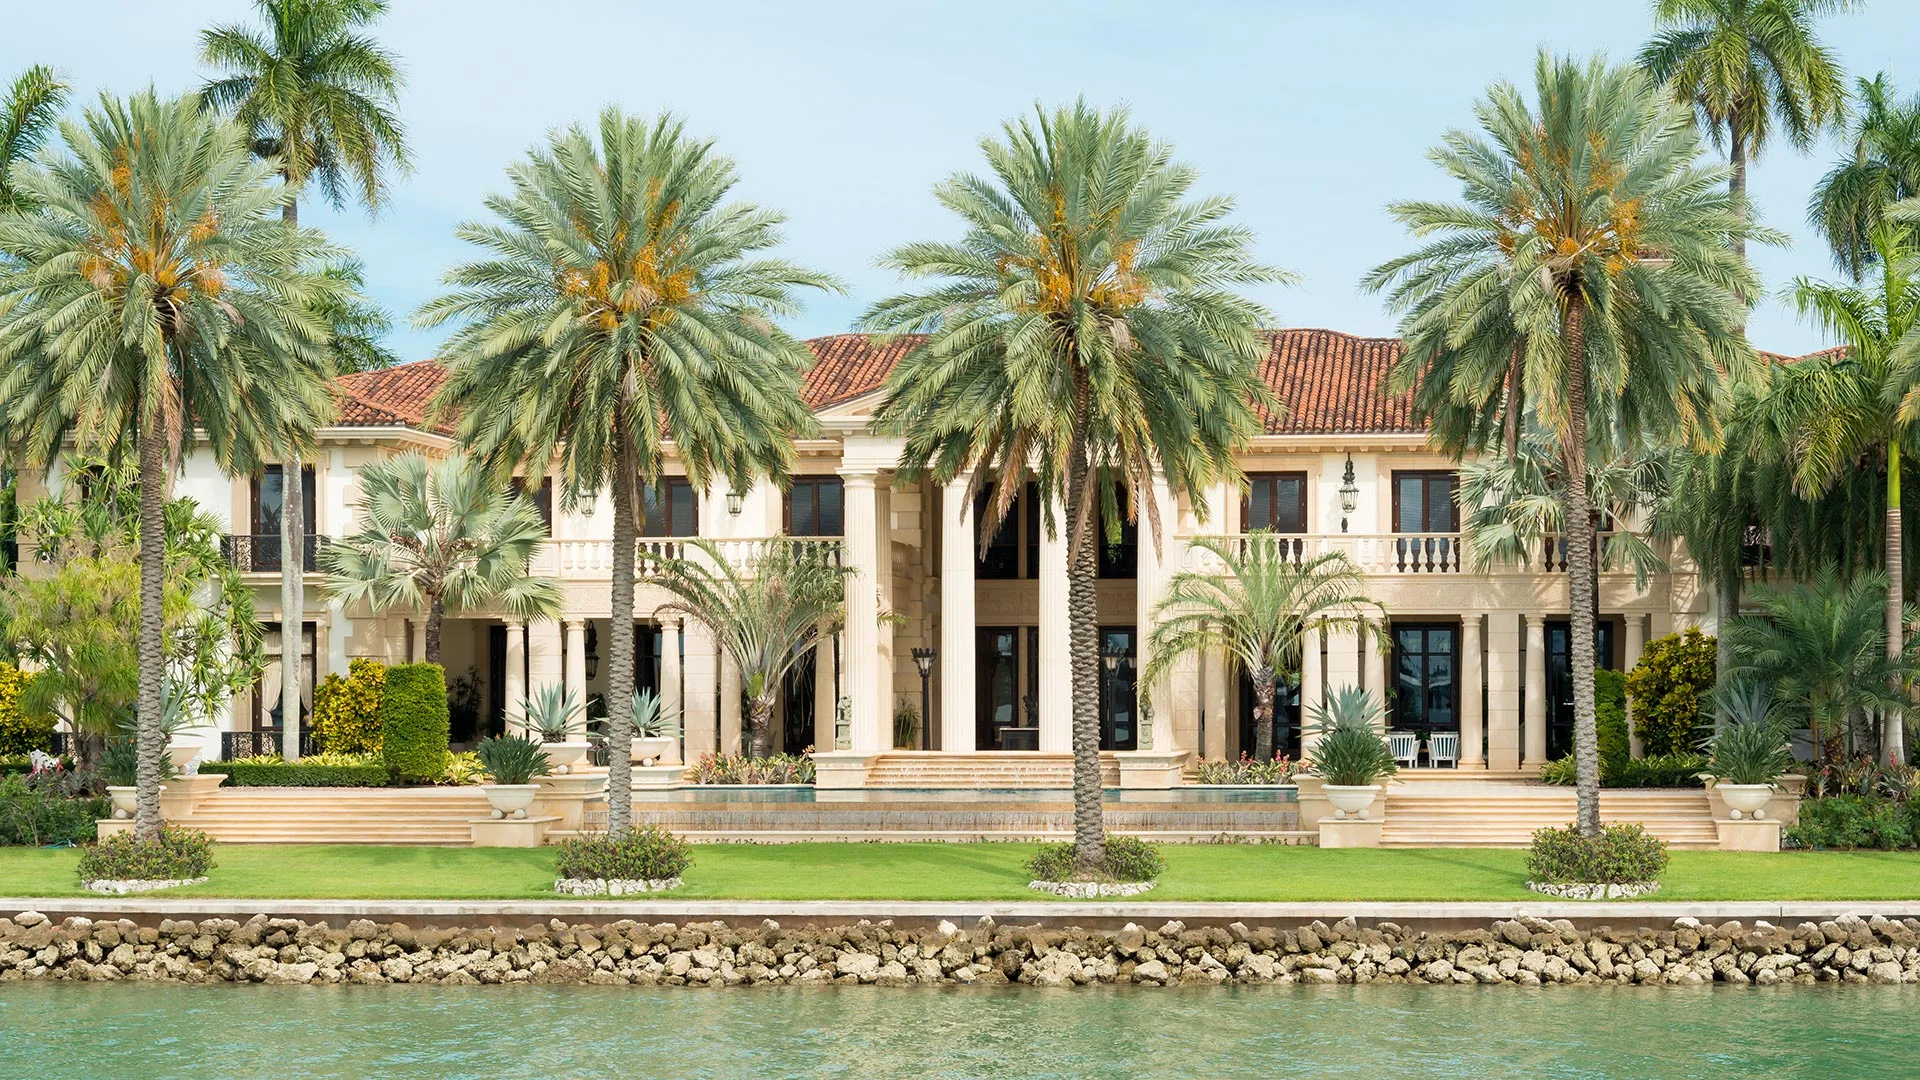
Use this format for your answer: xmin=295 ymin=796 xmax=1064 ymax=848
xmin=0 ymin=983 xmax=1912 ymax=1079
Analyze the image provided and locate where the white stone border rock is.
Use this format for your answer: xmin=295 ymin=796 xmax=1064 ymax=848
xmin=1028 ymin=879 xmax=1158 ymax=898
xmin=1527 ymin=880 xmax=1662 ymax=900
xmin=553 ymin=876 xmax=683 ymax=896
xmin=83 ymin=877 xmax=209 ymax=895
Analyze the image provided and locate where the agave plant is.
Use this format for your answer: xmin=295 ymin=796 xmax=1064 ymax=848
xmin=516 ymin=684 xmax=585 ymax=743
xmin=630 ymin=689 xmax=682 ymax=740
xmin=475 ymin=735 xmax=551 ymax=786
xmin=1306 ymin=687 xmax=1397 ymax=787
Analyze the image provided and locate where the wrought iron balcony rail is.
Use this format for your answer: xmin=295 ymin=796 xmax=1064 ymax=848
xmin=222 ymin=534 xmax=330 ymax=573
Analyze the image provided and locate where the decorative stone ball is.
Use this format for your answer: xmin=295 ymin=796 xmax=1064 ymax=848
xmin=512 ymin=808 xmax=527 ymax=820
xmin=555 ymin=764 xmax=570 ymax=775
xmin=114 ymin=808 xmax=130 ymax=820
xmin=491 ymin=808 xmax=504 ymax=820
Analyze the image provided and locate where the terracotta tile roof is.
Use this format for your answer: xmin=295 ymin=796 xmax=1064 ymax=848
xmin=800 ymin=333 xmax=924 ymax=409
xmin=333 ymin=362 xmax=451 ymax=433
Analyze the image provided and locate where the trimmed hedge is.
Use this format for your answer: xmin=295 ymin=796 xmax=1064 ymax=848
xmin=553 ymin=826 xmax=692 ymax=882
xmin=77 ymin=825 xmax=215 ymax=884
xmin=200 ymin=761 xmax=390 ymax=787
xmin=312 ymin=658 xmax=386 ymax=755
xmin=381 ymin=662 xmax=450 ymax=783
xmin=1026 ymin=835 xmax=1166 ymax=883
xmin=1526 ymin=822 xmax=1669 ymax=885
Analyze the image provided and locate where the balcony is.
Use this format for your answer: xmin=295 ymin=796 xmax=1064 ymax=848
xmin=540 ymin=536 xmax=844 ymax=579
xmin=1186 ymin=532 xmax=1634 ymax=576
xmin=222 ymin=534 xmax=330 ymax=574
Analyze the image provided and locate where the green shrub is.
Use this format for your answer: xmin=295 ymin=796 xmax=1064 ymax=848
xmin=476 ymin=735 xmax=550 ymax=786
xmin=1194 ymin=754 xmax=1297 ymax=785
xmin=1306 ymin=687 xmax=1396 ymax=786
xmin=442 ymin=751 xmax=487 ymax=786
xmin=312 ymin=658 xmax=386 ymax=755
xmin=1595 ymin=668 xmax=1629 ymax=777
xmin=199 ymin=761 xmax=389 ymax=787
xmin=99 ymin=736 xmax=175 ymax=787
xmin=1624 ymin=629 xmax=1715 ymax=756
xmin=1786 ymin=795 xmax=1918 ymax=850
xmin=1706 ymin=720 xmax=1794 ymax=787
xmin=688 ymin=751 xmax=815 ymax=784
xmin=553 ymin=825 xmax=692 ymax=882
xmin=380 ymin=663 xmax=450 ymax=783
xmin=0 ymin=662 xmax=52 ymax=755
xmin=1542 ymin=749 xmax=1708 ymax=788
xmin=77 ymin=825 xmax=215 ymax=883
xmin=1025 ymin=835 xmax=1166 ymax=883
xmin=0 ymin=773 xmax=108 ymax=846
xmin=1526 ymin=822 xmax=1669 ymax=885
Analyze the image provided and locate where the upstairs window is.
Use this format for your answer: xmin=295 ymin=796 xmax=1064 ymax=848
xmin=785 ymin=477 xmax=844 ymax=536
xmin=641 ymin=479 xmax=699 ymax=537
xmin=1392 ymin=471 xmax=1458 ymax=533
xmin=1244 ymin=472 xmax=1308 ymax=533
xmin=508 ymin=475 xmax=553 ymax=535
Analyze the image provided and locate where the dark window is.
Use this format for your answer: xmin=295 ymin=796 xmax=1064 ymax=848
xmin=976 ymin=627 xmax=1023 ymax=749
xmin=975 ymin=487 xmax=1021 ymax=580
xmin=1237 ymin=670 xmax=1301 ymax=760
xmin=1392 ymin=623 xmax=1459 ymax=736
xmin=250 ymin=465 xmax=317 ymax=572
xmin=1023 ymin=482 xmax=1040 ymax=580
xmin=641 ymin=479 xmax=699 ymax=537
xmin=1244 ymin=472 xmax=1308 ymax=532
xmin=509 ymin=475 xmax=553 ymax=535
xmin=785 ymin=477 xmax=844 ymax=537
xmin=1392 ymin=471 xmax=1458 ymax=533
xmin=1098 ymin=489 xmax=1137 ymax=579
xmin=1545 ymin=621 xmax=1617 ymax=760
xmin=1099 ymin=626 xmax=1139 ymax=749
xmin=249 ymin=622 xmax=315 ymax=732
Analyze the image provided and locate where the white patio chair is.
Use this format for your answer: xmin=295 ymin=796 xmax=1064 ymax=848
xmin=1427 ymin=731 xmax=1459 ymax=769
xmin=1387 ymin=730 xmax=1420 ymax=770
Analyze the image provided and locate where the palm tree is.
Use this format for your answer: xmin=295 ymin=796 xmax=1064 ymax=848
xmin=867 ymin=100 xmax=1286 ymax=872
xmin=1811 ymin=74 xmax=1920 ymax=278
xmin=1641 ymin=0 xmax=1854 ymax=276
xmin=646 ymin=539 xmax=848 ymax=758
xmin=200 ymin=0 xmax=411 ymax=761
xmin=1750 ymin=223 xmax=1920 ymax=763
xmin=0 ymin=91 xmax=338 ymax=838
xmin=1143 ymin=538 xmax=1383 ymax=763
xmin=420 ymin=109 xmax=834 ymax=837
xmin=1366 ymin=53 xmax=1759 ymax=835
xmin=0 ymin=66 xmax=68 ymax=214
xmin=1723 ymin=566 xmax=1914 ymax=764
xmin=316 ymin=257 xmax=399 ymax=372
xmin=321 ymin=450 xmax=562 ymax=664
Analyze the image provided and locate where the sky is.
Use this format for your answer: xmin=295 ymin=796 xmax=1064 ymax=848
xmin=6 ymin=0 xmax=1917 ymax=361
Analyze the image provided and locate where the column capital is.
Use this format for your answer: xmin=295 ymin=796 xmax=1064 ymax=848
xmin=834 ymin=467 xmax=880 ymax=488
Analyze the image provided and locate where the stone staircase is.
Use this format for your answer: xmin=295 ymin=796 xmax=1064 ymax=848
xmin=175 ymin=787 xmax=489 ymax=845
xmin=1379 ymin=781 xmax=1719 ymax=848
xmin=863 ymin=752 xmax=1121 ymax=789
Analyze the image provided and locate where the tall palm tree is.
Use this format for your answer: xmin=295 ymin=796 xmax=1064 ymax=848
xmin=1811 ymin=74 xmax=1920 ymax=278
xmin=646 ymin=539 xmax=848 ymax=758
xmin=1641 ymin=0 xmax=1854 ymax=275
xmin=867 ymin=101 xmax=1287 ymax=872
xmin=1366 ymin=53 xmax=1759 ymax=835
xmin=200 ymin=0 xmax=410 ymax=761
xmin=0 ymin=91 xmax=338 ymax=838
xmin=1753 ymin=223 xmax=1920 ymax=762
xmin=1143 ymin=538 xmax=1383 ymax=763
xmin=321 ymin=450 xmax=561 ymax=664
xmin=420 ymin=109 xmax=833 ymax=837
xmin=316 ymin=257 xmax=399 ymax=372
xmin=0 ymin=65 xmax=68 ymax=214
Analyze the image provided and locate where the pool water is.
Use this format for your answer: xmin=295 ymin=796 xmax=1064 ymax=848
xmin=1 ymin=982 xmax=1912 ymax=1079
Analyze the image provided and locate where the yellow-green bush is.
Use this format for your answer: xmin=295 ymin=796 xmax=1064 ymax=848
xmin=0 ymin=663 xmax=52 ymax=756
xmin=1624 ymin=629 xmax=1715 ymax=756
xmin=312 ymin=658 xmax=386 ymax=755
xmin=380 ymin=662 xmax=449 ymax=783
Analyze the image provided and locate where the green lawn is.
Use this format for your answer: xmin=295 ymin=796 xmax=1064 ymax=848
xmin=3 ymin=843 xmax=1919 ymax=902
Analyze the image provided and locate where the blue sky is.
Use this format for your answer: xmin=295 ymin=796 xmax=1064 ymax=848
xmin=7 ymin=1 xmax=1916 ymax=360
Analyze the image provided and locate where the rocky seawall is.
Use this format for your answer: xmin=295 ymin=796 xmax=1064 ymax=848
xmin=3 ymin=909 xmax=1918 ymax=987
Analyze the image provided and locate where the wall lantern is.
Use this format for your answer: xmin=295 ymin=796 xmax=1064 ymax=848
xmin=911 ymin=647 xmax=937 ymax=751
xmin=725 ymin=490 xmax=745 ymax=517
xmin=584 ymin=624 xmax=599 ymax=680
xmin=1338 ymin=453 xmax=1359 ymax=534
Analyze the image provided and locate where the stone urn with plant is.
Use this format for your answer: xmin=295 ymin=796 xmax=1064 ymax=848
xmin=516 ymin=684 xmax=592 ymax=773
xmin=1306 ymin=687 xmax=1397 ymax=819
xmin=100 ymin=735 xmax=173 ymax=819
xmin=1703 ymin=681 xmax=1795 ymax=820
xmin=628 ymin=688 xmax=681 ymax=765
xmin=475 ymin=734 xmax=551 ymax=818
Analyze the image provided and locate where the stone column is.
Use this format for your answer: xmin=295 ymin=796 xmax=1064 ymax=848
xmin=1202 ymin=647 xmax=1230 ymax=761
xmin=1037 ymin=489 xmax=1070 ymax=753
xmin=1524 ymin=614 xmax=1548 ymax=766
xmin=1362 ymin=629 xmax=1388 ymax=727
xmin=1460 ymin=614 xmax=1485 ymax=768
xmin=1134 ymin=474 xmax=1175 ymax=750
xmin=719 ymin=652 xmax=742 ymax=755
xmin=681 ymin=619 xmax=719 ymax=759
xmin=812 ymin=627 xmax=837 ymax=751
xmin=1299 ymin=620 xmax=1324 ymax=717
xmin=839 ymin=470 xmax=884 ymax=754
xmin=528 ymin=619 xmax=562 ymax=693
xmin=564 ymin=620 xmax=587 ymax=701
xmin=1624 ymin=612 xmax=1647 ymax=759
xmin=939 ymin=476 xmax=976 ymax=754
xmin=503 ymin=622 xmax=526 ymax=731
xmin=1324 ymin=624 xmax=1361 ymax=698
xmin=659 ymin=617 xmax=683 ymax=765
xmin=1485 ymin=612 xmax=1521 ymax=771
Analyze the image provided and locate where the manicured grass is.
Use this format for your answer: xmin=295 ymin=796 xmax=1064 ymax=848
xmin=3 ymin=843 xmax=1919 ymax=902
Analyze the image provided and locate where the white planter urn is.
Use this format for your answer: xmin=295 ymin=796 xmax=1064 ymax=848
xmin=1322 ymin=784 xmax=1382 ymax=820
xmin=481 ymin=783 xmax=539 ymax=820
xmin=630 ymin=736 xmax=676 ymax=766
xmin=1718 ymin=783 xmax=1776 ymax=820
xmin=106 ymin=786 xmax=137 ymax=819
xmin=542 ymin=740 xmax=594 ymax=774
xmin=166 ymin=741 xmax=200 ymax=776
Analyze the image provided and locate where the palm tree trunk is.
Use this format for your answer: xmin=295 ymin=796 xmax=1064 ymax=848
xmin=1887 ymin=441 xmax=1907 ymax=765
xmin=1715 ymin=579 xmax=1739 ymax=735
xmin=749 ymin=696 xmax=775 ymax=759
xmin=1562 ymin=300 xmax=1603 ymax=837
xmin=1253 ymin=668 xmax=1276 ymax=762
xmin=425 ymin=591 xmax=445 ymax=667
xmin=134 ymin=418 xmax=168 ymax=841
xmin=1064 ymin=421 xmax=1106 ymax=874
xmin=604 ymin=424 xmax=638 ymax=837
xmin=280 ymin=455 xmax=304 ymax=762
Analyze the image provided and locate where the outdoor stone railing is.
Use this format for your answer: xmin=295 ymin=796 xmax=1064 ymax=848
xmin=1185 ymin=531 xmax=1634 ymax=577
xmin=541 ymin=537 xmax=843 ymax=579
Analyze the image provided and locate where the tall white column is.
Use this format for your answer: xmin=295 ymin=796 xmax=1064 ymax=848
xmin=839 ymin=470 xmax=884 ymax=754
xmin=1202 ymin=646 xmax=1230 ymax=761
xmin=1524 ymin=614 xmax=1548 ymax=766
xmin=1485 ymin=612 xmax=1522 ymax=771
xmin=1324 ymin=624 xmax=1361 ymax=696
xmin=1460 ymin=614 xmax=1485 ymax=768
xmin=939 ymin=476 xmax=976 ymax=754
xmin=659 ymin=617 xmax=683 ymax=764
xmin=682 ymin=619 xmax=719 ymax=758
xmin=1134 ymin=474 xmax=1175 ymax=750
xmin=528 ymin=619 xmax=562 ymax=693
xmin=564 ymin=620 xmax=587 ymax=701
xmin=1037 ymin=490 xmax=1070 ymax=753
xmin=503 ymin=622 xmax=526 ymax=730
xmin=1363 ymin=629 xmax=1388 ymax=727
xmin=812 ymin=628 xmax=837 ymax=750
xmin=720 ymin=652 xmax=742 ymax=755
xmin=1299 ymin=621 xmax=1324 ymax=716
xmin=873 ymin=480 xmax=897 ymax=744
xmin=1624 ymin=612 xmax=1647 ymax=759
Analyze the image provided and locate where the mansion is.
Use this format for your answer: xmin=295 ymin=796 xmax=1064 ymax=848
xmin=34 ymin=329 xmax=1725 ymax=787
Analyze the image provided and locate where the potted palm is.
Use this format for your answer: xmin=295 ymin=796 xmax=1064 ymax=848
xmin=1307 ymin=687 xmax=1397 ymax=819
xmin=475 ymin=735 xmax=551 ymax=818
xmin=629 ymin=688 xmax=681 ymax=766
xmin=1703 ymin=681 xmax=1795 ymax=820
xmin=100 ymin=736 xmax=173 ymax=819
xmin=516 ymin=684 xmax=592 ymax=773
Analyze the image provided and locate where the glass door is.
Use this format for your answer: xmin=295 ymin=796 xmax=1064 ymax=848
xmin=1545 ymin=621 xmax=1617 ymax=760
xmin=976 ymin=627 xmax=1022 ymax=750
xmin=1099 ymin=626 xmax=1138 ymax=750
xmin=1236 ymin=670 xmax=1301 ymax=760
xmin=1391 ymin=623 xmax=1458 ymax=737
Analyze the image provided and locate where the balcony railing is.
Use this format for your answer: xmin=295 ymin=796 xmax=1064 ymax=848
xmin=1187 ymin=532 xmax=1635 ymax=576
xmin=222 ymin=534 xmax=329 ymax=573
xmin=543 ymin=536 xmax=844 ymax=578
xmin=220 ymin=728 xmax=314 ymax=760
